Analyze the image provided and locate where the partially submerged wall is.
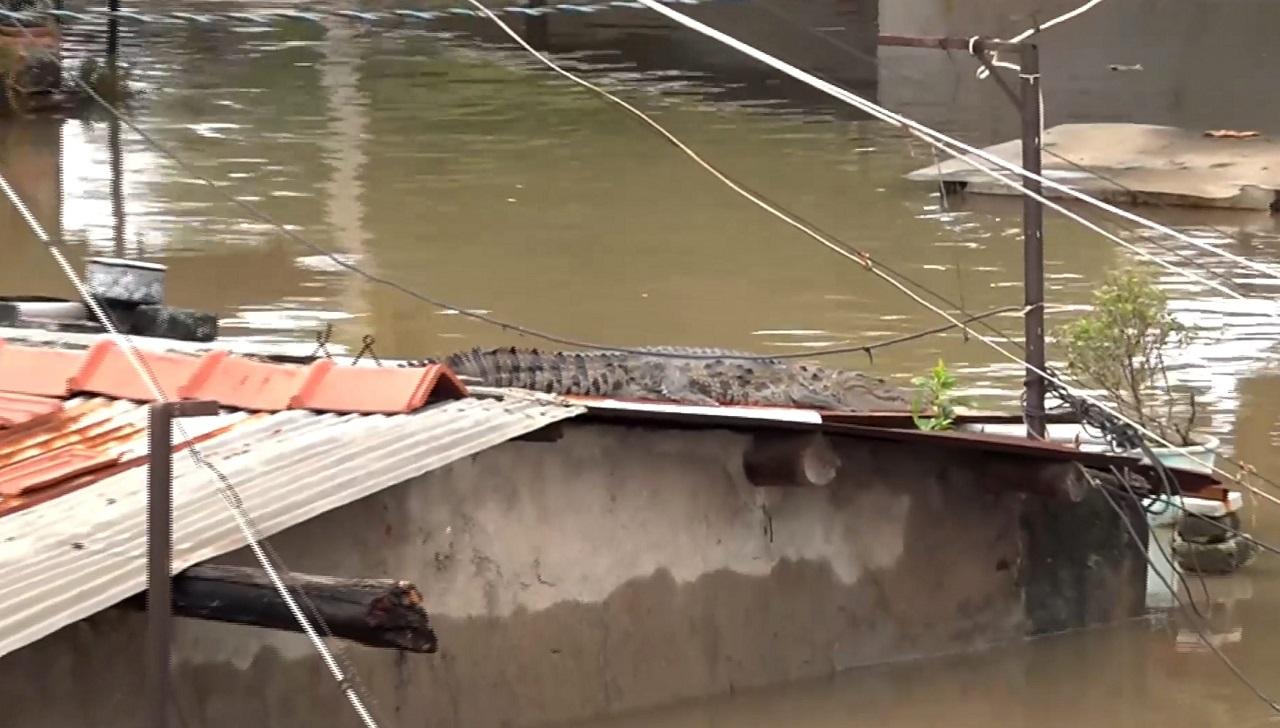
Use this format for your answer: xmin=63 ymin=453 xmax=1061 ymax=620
xmin=0 ymin=423 xmax=1147 ymax=727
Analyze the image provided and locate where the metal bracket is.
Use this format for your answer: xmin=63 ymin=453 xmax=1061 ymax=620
xmin=147 ymin=399 xmax=218 ymax=728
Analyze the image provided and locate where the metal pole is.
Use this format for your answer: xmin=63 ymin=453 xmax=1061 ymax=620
xmin=525 ymin=0 xmax=548 ymax=50
xmin=146 ymin=400 xmax=218 ymax=728
xmin=106 ymin=0 xmax=119 ymax=58
xmin=1019 ymin=43 xmax=1046 ymax=439
xmin=108 ymin=119 xmax=124 ymax=257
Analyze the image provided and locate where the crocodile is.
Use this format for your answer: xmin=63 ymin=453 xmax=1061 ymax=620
xmin=439 ymin=346 xmax=914 ymax=412
xmin=572 ymin=345 xmax=785 ymax=364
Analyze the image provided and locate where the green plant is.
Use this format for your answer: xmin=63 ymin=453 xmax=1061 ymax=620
xmin=912 ymin=358 xmax=964 ymax=431
xmin=1058 ymin=268 xmax=1196 ymax=446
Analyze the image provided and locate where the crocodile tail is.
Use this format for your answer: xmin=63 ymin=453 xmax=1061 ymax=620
xmin=442 ymin=348 xmax=484 ymax=380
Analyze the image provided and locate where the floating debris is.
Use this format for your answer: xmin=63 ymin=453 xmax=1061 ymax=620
xmin=1203 ymin=129 xmax=1261 ymax=140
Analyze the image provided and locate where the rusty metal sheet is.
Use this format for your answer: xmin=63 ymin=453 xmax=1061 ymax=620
xmin=821 ymin=421 xmax=1145 ymax=467
xmin=576 ymin=398 xmax=1145 ymax=469
xmin=822 ymin=410 xmax=1081 ymax=428
xmin=0 ymin=398 xmax=143 ymax=469
xmin=0 ymin=447 xmax=119 ymax=497
xmin=0 ymin=400 xmax=255 ymax=519
xmin=0 ymin=393 xmax=584 ymax=660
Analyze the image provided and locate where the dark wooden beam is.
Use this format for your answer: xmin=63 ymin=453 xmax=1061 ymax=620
xmin=128 ymin=564 xmax=438 ymax=653
xmin=877 ymin=34 xmax=1027 ymax=53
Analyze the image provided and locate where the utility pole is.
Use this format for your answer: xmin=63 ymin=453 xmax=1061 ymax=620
xmin=1019 ymin=43 xmax=1046 ymax=439
xmin=875 ymin=36 xmax=1048 ymax=439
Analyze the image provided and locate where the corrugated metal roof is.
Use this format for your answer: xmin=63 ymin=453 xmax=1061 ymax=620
xmin=0 ymin=398 xmax=256 ymax=515
xmin=0 ymin=394 xmax=583 ymax=659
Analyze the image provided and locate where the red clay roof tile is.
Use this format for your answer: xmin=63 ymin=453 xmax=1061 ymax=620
xmin=69 ymin=341 xmax=223 ymax=402
xmin=0 ymin=338 xmax=472 ymax=417
xmin=291 ymin=364 xmax=467 ymax=414
xmin=0 ymin=341 xmax=86 ymax=397
xmin=0 ymin=392 xmax=62 ymax=428
xmin=179 ymin=356 xmax=333 ymax=412
xmin=0 ymin=338 xmax=483 ymax=519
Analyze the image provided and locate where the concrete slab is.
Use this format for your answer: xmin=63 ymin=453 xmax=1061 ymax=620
xmin=906 ymin=123 xmax=1280 ymax=211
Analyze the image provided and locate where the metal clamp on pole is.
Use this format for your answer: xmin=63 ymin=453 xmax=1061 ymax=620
xmin=146 ymin=400 xmax=219 ymax=728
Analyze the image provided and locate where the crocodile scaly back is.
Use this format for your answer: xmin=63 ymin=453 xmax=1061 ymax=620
xmin=443 ymin=347 xmax=912 ymax=412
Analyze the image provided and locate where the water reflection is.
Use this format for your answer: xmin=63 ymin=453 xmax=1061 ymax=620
xmin=4 ymin=1 xmax=1280 ymax=724
xmin=1171 ymin=575 xmax=1252 ymax=655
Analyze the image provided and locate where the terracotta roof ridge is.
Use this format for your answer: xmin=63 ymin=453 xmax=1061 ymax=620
xmin=0 ymin=338 xmax=468 ymax=415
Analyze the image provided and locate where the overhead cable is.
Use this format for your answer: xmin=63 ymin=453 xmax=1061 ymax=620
xmin=14 ymin=10 xmax=1277 ymax=505
xmin=976 ymin=0 xmax=1110 ymax=77
xmin=461 ymin=0 xmax=1280 ymax=494
xmin=630 ymin=0 xmax=1280 ymax=284
xmin=1081 ymin=465 xmax=1280 ymax=713
xmin=750 ymin=0 xmax=1259 ymax=268
xmin=0 ymin=174 xmax=384 ymax=728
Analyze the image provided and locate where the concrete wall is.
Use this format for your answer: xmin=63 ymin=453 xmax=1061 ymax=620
xmin=0 ymin=423 xmax=1145 ymax=727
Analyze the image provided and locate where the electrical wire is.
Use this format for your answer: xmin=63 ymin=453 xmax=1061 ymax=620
xmin=632 ymin=0 xmax=1280 ymax=285
xmin=976 ymin=0 xmax=1110 ymax=78
xmin=30 ymin=6 xmax=1269 ymax=508
xmin=635 ymin=304 xmax=1024 ymax=362
xmin=763 ymin=0 xmax=1253 ymax=252
xmin=1039 ymin=147 xmax=1256 ymax=275
xmin=1113 ymin=458 xmax=1214 ymax=613
xmin=20 ymin=8 xmax=1280 ymax=510
xmin=636 ymin=16 xmax=1253 ymax=304
xmin=582 ymin=0 xmax=1280 ymax=502
xmin=467 ymin=0 xmax=1280 ymax=508
xmin=30 ymin=0 xmax=1278 ymax=292
xmin=0 ymin=14 xmax=995 ymax=365
xmin=13 ymin=10 xmax=1280 ymax=721
xmin=1080 ymin=464 xmax=1280 ymax=713
xmin=0 ymin=176 xmax=384 ymax=728
xmin=1096 ymin=478 xmax=1280 ymax=558
xmin=750 ymin=0 xmax=1260 ymax=290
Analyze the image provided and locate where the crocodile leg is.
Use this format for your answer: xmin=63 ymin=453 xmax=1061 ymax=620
xmin=787 ymin=385 xmax=844 ymax=411
xmin=654 ymin=365 xmax=721 ymax=407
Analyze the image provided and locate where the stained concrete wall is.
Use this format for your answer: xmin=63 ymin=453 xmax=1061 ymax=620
xmin=0 ymin=423 xmax=1145 ymax=727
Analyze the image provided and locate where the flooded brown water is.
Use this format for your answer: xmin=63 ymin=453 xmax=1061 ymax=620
xmin=3 ymin=0 xmax=1280 ymax=725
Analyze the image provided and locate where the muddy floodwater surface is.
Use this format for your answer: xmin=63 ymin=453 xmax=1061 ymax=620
xmin=2 ymin=0 xmax=1280 ymax=725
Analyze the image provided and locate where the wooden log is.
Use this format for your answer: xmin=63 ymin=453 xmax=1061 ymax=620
xmin=131 ymin=564 xmax=438 ymax=653
xmin=743 ymin=432 xmax=841 ymax=487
